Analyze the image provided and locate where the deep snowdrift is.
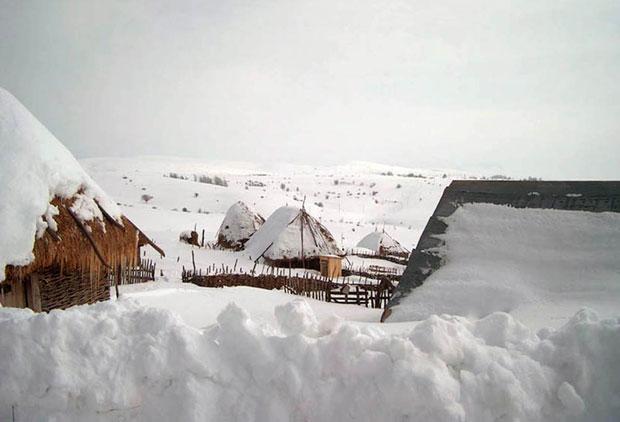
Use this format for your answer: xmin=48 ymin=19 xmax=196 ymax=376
xmin=389 ymin=204 xmax=620 ymax=328
xmin=1 ymin=300 xmax=618 ymax=421
xmin=0 ymin=87 xmax=121 ymax=280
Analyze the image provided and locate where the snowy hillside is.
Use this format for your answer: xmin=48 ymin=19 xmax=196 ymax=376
xmin=80 ymin=156 xmax=461 ymax=279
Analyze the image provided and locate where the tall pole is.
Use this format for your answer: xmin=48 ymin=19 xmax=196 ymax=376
xmin=300 ymin=209 xmax=305 ymax=269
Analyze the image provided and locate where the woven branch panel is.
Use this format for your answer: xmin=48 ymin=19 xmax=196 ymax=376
xmin=39 ymin=270 xmax=110 ymax=312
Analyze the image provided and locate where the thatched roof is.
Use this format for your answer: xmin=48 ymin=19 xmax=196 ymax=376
xmin=216 ymin=201 xmax=264 ymax=250
xmin=244 ymin=206 xmax=342 ymax=263
xmin=0 ymin=87 xmax=163 ymax=283
xmin=4 ymin=195 xmax=164 ymax=282
xmin=356 ymin=230 xmax=408 ymax=256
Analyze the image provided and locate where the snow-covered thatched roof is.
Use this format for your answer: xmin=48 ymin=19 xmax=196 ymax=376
xmin=0 ymin=87 xmax=161 ymax=282
xmin=216 ymin=201 xmax=264 ymax=250
xmin=356 ymin=230 xmax=408 ymax=256
xmin=244 ymin=206 xmax=341 ymax=262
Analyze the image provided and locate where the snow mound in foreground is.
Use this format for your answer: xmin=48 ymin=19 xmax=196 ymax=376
xmin=1 ymin=300 xmax=618 ymax=421
xmin=0 ymin=87 xmax=121 ymax=280
xmin=389 ymin=204 xmax=620 ymax=327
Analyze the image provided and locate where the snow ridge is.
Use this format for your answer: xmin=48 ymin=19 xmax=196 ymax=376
xmin=0 ymin=300 xmax=618 ymax=421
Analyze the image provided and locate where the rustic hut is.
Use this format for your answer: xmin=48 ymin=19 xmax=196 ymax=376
xmin=216 ymin=201 xmax=265 ymax=250
xmin=244 ymin=206 xmax=342 ymax=269
xmin=0 ymin=87 xmax=164 ymax=312
xmin=356 ymin=230 xmax=409 ymax=258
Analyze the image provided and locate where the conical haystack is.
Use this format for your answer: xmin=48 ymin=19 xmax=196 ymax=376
xmin=216 ymin=201 xmax=265 ymax=250
xmin=244 ymin=206 xmax=341 ymax=269
xmin=356 ymin=230 xmax=409 ymax=257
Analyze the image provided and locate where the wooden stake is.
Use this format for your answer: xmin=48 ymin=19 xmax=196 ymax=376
xmin=67 ymin=208 xmax=109 ymax=269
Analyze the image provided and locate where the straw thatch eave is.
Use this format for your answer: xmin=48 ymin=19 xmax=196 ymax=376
xmin=3 ymin=195 xmax=162 ymax=282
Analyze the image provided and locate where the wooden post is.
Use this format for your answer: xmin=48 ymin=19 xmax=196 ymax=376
xmin=115 ymin=264 xmax=121 ymax=300
xmin=300 ymin=210 xmax=305 ymax=269
xmin=30 ymin=273 xmax=42 ymax=312
xmin=191 ymin=250 xmax=196 ymax=274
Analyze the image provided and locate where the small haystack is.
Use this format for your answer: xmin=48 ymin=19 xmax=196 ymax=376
xmin=356 ymin=230 xmax=409 ymax=257
xmin=244 ymin=206 xmax=342 ymax=269
xmin=180 ymin=230 xmax=200 ymax=246
xmin=0 ymin=87 xmax=164 ymax=312
xmin=216 ymin=201 xmax=264 ymax=250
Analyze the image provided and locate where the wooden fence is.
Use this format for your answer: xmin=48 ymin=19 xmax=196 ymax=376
xmin=345 ymin=248 xmax=410 ymax=265
xmin=344 ymin=264 xmax=401 ymax=283
xmin=108 ymin=259 xmax=157 ymax=285
xmin=181 ymin=269 xmax=395 ymax=309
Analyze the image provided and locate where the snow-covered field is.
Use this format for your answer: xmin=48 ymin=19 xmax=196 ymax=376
xmin=1 ymin=292 xmax=618 ymax=421
xmin=2 ymin=153 xmax=619 ymax=421
xmin=80 ymin=156 xmax=456 ymax=280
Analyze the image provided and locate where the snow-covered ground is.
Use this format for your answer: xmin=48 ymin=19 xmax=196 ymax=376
xmin=2 ymin=153 xmax=619 ymax=421
xmin=120 ymin=282 xmax=382 ymax=330
xmin=80 ymin=156 xmax=456 ymax=281
xmin=1 ymin=293 xmax=618 ymax=421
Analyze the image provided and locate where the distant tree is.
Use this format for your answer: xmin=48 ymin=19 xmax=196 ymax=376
xmin=141 ymin=194 xmax=153 ymax=203
xmin=213 ymin=176 xmax=228 ymax=187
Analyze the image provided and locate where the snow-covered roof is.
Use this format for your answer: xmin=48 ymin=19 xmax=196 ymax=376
xmin=387 ymin=203 xmax=620 ymax=326
xmin=0 ymin=87 xmax=122 ymax=281
xmin=216 ymin=201 xmax=264 ymax=250
xmin=244 ymin=206 xmax=341 ymax=261
xmin=356 ymin=231 xmax=408 ymax=255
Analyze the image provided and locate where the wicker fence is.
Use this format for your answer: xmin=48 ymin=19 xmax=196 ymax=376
xmin=38 ymin=270 xmax=110 ymax=312
xmin=181 ymin=270 xmax=395 ymax=309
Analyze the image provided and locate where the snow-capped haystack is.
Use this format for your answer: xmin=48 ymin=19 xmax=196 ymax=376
xmin=216 ymin=201 xmax=264 ymax=250
xmin=244 ymin=206 xmax=341 ymax=267
xmin=0 ymin=87 xmax=162 ymax=309
xmin=356 ymin=230 xmax=409 ymax=257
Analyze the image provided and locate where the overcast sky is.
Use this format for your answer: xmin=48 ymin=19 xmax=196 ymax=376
xmin=1 ymin=0 xmax=619 ymax=178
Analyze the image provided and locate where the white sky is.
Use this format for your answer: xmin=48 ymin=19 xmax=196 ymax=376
xmin=1 ymin=0 xmax=619 ymax=179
